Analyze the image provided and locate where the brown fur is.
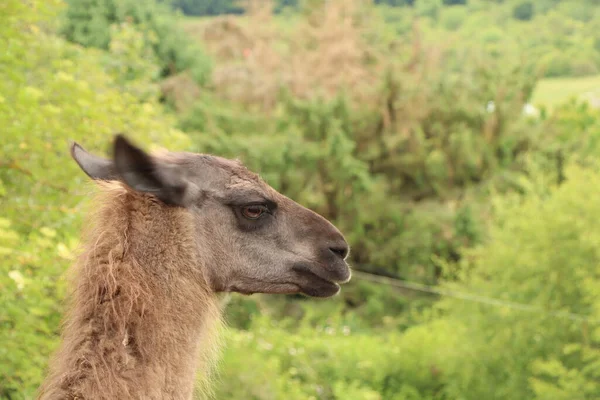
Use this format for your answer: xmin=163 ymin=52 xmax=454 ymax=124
xmin=38 ymin=182 xmax=221 ymax=399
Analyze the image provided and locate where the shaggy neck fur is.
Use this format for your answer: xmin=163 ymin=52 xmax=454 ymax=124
xmin=38 ymin=183 xmax=222 ymax=400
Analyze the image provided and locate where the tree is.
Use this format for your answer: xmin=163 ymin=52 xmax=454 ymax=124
xmin=62 ymin=0 xmax=212 ymax=82
xmin=513 ymin=1 xmax=534 ymax=20
xmin=170 ymin=0 xmax=244 ymax=16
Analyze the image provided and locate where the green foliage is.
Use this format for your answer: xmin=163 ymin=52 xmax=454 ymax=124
xmin=178 ymin=8 xmax=600 ymax=389
xmin=182 ymin=88 xmax=490 ymax=283
xmin=512 ymin=1 xmax=534 ymax=20
xmin=375 ymin=0 xmax=416 ymax=6
xmin=4 ymin=0 xmax=600 ymax=399
xmin=544 ymin=100 xmax=600 ymax=162
xmin=440 ymin=5 xmax=468 ymax=30
xmin=427 ymin=164 xmax=600 ymax=399
xmin=0 ymin=0 xmax=189 ymax=397
xmin=61 ymin=0 xmax=212 ymax=83
xmin=102 ymin=22 xmax=162 ymax=101
xmin=212 ymin=316 xmax=462 ymax=400
xmin=414 ymin=0 xmax=443 ymax=19
xmin=171 ymin=0 xmax=243 ymax=16
xmin=210 ymin=158 xmax=600 ymax=400
xmin=375 ymin=0 xmax=600 ymax=78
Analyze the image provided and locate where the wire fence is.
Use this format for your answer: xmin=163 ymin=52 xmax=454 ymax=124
xmin=350 ymin=269 xmax=598 ymax=324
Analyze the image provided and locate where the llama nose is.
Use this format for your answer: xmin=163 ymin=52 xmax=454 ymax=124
xmin=329 ymin=241 xmax=349 ymax=260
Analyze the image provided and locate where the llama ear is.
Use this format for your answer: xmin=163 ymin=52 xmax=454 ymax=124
xmin=70 ymin=141 xmax=118 ymax=181
xmin=112 ymin=134 xmax=194 ymax=206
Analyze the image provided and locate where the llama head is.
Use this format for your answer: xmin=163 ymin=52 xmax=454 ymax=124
xmin=70 ymin=134 xmax=351 ymax=298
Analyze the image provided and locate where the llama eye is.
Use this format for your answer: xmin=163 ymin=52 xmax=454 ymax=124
xmin=241 ymin=205 xmax=267 ymax=220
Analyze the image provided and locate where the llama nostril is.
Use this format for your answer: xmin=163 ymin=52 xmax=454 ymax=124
xmin=329 ymin=244 xmax=349 ymax=260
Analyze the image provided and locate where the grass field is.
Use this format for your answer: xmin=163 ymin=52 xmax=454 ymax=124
xmin=532 ymin=74 xmax=600 ymax=109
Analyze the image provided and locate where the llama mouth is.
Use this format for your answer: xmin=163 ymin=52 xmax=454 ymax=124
xmin=291 ymin=264 xmax=342 ymax=298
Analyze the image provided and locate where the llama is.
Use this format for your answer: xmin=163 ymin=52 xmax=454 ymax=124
xmin=38 ymin=134 xmax=351 ymax=399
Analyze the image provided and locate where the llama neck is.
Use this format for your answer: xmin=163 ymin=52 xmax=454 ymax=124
xmin=39 ymin=184 xmax=222 ymax=400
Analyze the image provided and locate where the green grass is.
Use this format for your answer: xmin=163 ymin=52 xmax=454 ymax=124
xmin=532 ymin=74 xmax=600 ymax=109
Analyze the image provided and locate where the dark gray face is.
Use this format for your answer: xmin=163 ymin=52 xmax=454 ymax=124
xmin=71 ymin=134 xmax=351 ymax=298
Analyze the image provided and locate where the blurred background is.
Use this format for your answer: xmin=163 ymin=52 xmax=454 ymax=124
xmin=2 ymin=0 xmax=600 ymax=398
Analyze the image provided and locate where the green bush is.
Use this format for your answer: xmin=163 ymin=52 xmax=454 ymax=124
xmin=61 ymin=0 xmax=212 ymax=84
xmin=440 ymin=6 xmax=468 ymax=30
xmin=532 ymin=99 xmax=600 ymax=179
xmin=429 ymin=164 xmax=600 ymax=399
xmin=101 ymin=21 xmax=162 ymax=101
xmin=513 ymin=2 xmax=535 ymax=21
xmin=0 ymin=0 xmax=190 ymax=397
xmin=171 ymin=0 xmax=243 ymax=16
xmin=398 ymin=0 xmax=600 ymax=78
xmin=414 ymin=0 xmax=443 ymax=19
xmin=211 ymin=316 xmax=462 ymax=400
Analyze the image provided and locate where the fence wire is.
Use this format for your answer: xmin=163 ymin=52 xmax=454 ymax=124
xmin=351 ymin=269 xmax=598 ymax=324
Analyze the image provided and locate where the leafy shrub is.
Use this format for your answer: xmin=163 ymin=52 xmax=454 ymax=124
xmin=171 ymin=0 xmax=244 ymax=16
xmin=430 ymin=163 xmax=600 ymax=399
xmin=375 ymin=0 xmax=416 ymax=6
xmin=414 ymin=0 xmax=443 ymax=19
xmin=61 ymin=0 xmax=212 ymax=84
xmin=541 ymin=53 xmax=579 ymax=77
xmin=0 ymin=0 xmax=190 ymax=397
xmin=211 ymin=316 xmax=462 ymax=400
xmin=440 ymin=6 xmax=467 ymax=30
xmin=554 ymin=0 xmax=597 ymax=22
xmin=102 ymin=22 xmax=161 ymax=101
xmin=513 ymin=2 xmax=535 ymax=21
xmin=532 ymin=99 xmax=600 ymax=180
